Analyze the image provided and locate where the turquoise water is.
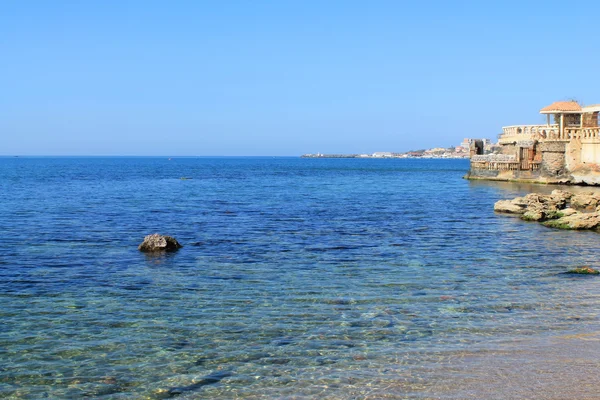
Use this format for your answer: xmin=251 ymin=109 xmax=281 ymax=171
xmin=1 ymin=157 xmax=600 ymax=399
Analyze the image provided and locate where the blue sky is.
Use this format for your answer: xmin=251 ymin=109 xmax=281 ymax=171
xmin=1 ymin=1 xmax=599 ymax=156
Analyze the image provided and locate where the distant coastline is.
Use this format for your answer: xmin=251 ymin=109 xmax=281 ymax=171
xmin=300 ymin=139 xmax=491 ymax=159
xmin=302 ymin=138 xmax=497 ymax=159
xmin=301 ymin=149 xmax=470 ymax=159
xmin=301 ymin=153 xmax=469 ymax=159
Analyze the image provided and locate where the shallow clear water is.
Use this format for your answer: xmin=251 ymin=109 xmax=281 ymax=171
xmin=1 ymin=157 xmax=600 ymax=399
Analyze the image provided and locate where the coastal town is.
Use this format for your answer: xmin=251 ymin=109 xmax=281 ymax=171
xmin=302 ymin=138 xmax=496 ymax=159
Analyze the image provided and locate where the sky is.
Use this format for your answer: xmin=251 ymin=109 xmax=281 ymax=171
xmin=1 ymin=0 xmax=600 ymax=156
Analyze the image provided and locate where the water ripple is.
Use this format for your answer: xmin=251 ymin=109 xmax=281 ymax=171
xmin=2 ymin=157 xmax=600 ymax=398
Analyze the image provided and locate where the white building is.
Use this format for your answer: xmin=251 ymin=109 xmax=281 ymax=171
xmin=372 ymin=152 xmax=394 ymax=158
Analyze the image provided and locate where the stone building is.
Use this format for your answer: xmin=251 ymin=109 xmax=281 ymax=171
xmin=466 ymin=101 xmax=600 ymax=184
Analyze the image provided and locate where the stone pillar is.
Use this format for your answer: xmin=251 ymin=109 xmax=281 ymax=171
xmin=560 ymin=114 xmax=564 ymax=138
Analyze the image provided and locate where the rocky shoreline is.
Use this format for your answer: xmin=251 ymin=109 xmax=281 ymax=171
xmin=495 ymin=190 xmax=600 ymax=274
xmin=494 ymin=190 xmax=600 ymax=230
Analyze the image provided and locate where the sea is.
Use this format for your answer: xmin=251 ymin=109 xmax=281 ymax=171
xmin=2 ymin=157 xmax=600 ymax=399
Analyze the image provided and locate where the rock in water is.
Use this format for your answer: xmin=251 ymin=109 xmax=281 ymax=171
xmin=167 ymin=371 xmax=232 ymax=397
xmin=138 ymin=233 xmax=182 ymax=252
xmin=543 ymin=212 xmax=600 ymax=230
xmin=494 ymin=199 xmax=527 ymax=214
xmin=570 ymin=192 xmax=600 ymax=210
xmin=496 ymin=190 xmax=600 ymax=231
xmin=567 ymin=266 xmax=600 ymax=275
xmin=521 ymin=210 xmax=545 ymax=221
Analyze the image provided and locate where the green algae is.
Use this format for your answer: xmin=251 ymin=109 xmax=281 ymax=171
xmin=544 ymin=211 xmax=564 ymax=220
xmin=542 ymin=219 xmax=572 ymax=229
xmin=566 ymin=267 xmax=600 ymax=275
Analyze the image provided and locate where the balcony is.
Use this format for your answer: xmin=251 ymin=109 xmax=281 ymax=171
xmin=498 ymin=125 xmax=559 ymax=144
xmin=564 ymin=127 xmax=600 ymax=140
xmin=499 ymin=125 xmax=600 ymax=144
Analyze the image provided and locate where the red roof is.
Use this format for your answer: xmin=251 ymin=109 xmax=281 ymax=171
xmin=540 ymin=101 xmax=582 ymax=113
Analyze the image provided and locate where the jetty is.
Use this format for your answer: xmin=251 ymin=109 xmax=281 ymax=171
xmin=465 ymin=101 xmax=600 ymax=185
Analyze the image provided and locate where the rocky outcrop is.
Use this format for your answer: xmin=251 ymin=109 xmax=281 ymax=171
xmin=543 ymin=212 xmax=600 ymax=230
xmin=548 ymin=190 xmax=573 ymax=203
xmin=493 ymin=199 xmax=527 ymax=214
xmin=494 ymin=190 xmax=600 ymax=230
xmin=494 ymin=190 xmax=569 ymax=221
xmin=570 ymin=192 xmax=600 ymax=210
xmin=560 ymin=208 xmax=578 ymax=217
xmin=138 ymin=233 xmax=182 ymax=252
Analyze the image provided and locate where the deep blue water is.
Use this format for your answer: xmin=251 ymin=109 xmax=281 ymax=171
xmin=2 ymin=157 xmax=600 ymax=398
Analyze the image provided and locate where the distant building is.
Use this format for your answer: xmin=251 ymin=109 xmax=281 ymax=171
xmin=424 ymin=147 xmax=448 ymax=154
xmin=462 ymin=138 xmax=491 ymax=148
xmin=372 ymin=152 xmax=393 ymax=158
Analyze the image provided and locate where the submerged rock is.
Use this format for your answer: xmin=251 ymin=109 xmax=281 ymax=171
xmin=138 ymin=233 xmax=182 ymax=252
xmin=567 ymin=266 xmax=600 ymax=275
xmin=166 ymin=371 xmax=232 ymax=397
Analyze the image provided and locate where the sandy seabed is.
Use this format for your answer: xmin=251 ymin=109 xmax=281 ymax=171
xmin=406 ymin=332 xmax=600 ymax=400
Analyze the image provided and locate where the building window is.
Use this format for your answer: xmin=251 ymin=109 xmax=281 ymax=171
xmin=565 ymin=114 xmax=581 ymax=127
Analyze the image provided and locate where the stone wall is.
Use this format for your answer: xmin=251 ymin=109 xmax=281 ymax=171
xmin=499 ymin=143 xmax=517 ymax=156
xmin=465 ymin=167 xmax=543 ymax=182
xmin=581 ymin=143 xmax=600 ymax=164
xmin=540 ymin=142 xmax=567 ymax=176
xmin=465 ymin=168 xmax=500 ymax=179
xmin=565 ymin=139 xmax=582 ymax=170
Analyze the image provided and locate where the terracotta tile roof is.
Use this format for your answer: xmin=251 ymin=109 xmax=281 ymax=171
xmin=540 ymin=101 xmax=582 ymax=113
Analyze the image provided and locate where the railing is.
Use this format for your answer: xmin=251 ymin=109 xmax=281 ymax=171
xmin=471 ymin=154 xmax=515 ymax=162
xmin=471 ymin=161 xmax=520 ymax=171
xmin=470 ymin=155 xmax=540 ymax=172
xmin=499 ymin=125 xmax=600 ymax=143
xmin=564 ymin=127 xmax=600 ymax=140
xmin=498 ymin=125 xmax=559 ymax=144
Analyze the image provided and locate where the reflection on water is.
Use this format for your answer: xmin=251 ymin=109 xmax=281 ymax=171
xmin=1 ymin=157 xmax=600 ymax=398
